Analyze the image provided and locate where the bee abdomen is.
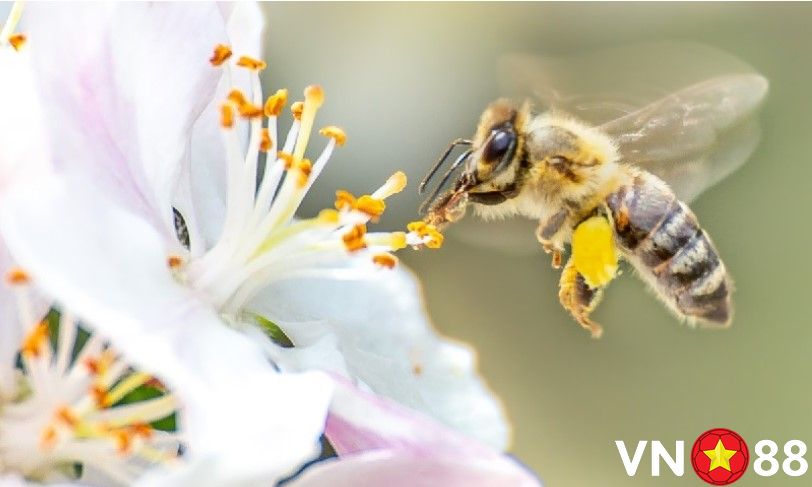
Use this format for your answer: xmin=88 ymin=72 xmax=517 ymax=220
xmin=606 ymin=174 xmax=731 ymax=325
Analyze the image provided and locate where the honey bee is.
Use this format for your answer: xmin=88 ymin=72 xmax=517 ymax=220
xmin=419 ymin=45 xmax=768 ymax=338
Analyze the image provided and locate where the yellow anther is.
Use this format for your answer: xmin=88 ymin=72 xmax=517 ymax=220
xmin=317 ymin=208 xmax=340 ymax=224
xmin=334 ymin=189 xmax=356 ymax=211
xmin=83 ymin=349 xmax=115 ymax=376
xmin=372 ymin=253 xmax=398 ymax=269
xmin=291 ymin=101 xmax=304 ymax=121
xmin=424 ymin=228 xmax=444 ymax=249
xmin=236 ymin=55 xmax=267 ymax=71
xmin=296 ymin=159 xmax=312 ymax=187
xmin=8 ymin=33 xmax=25 ymax=51
xmin=356 ymin=195 xmax=386 ymax=220
xmin=220 ymin=104 xmax=235 ymax=128
xmin=374 ymin=171 xmax=408 ymax=199
xmin=319 ymin=125 xmax=347 ymax=146
xmin=407 ymin=221 xmax=444 ymax=249
xmin=407 ymin=221 xmax=428 ymax=234
xmin=21 ymin=321 xmax=49 ymax=358
xmin=167 ymin=255 xmax=183 ymax=269
xmin=304 ymin=84 xmax=325 ymax=108
xmin=572 ymin=215 xmax=618 ymax=289
xmin=6 ymin=266 xmax=29 ymax=285
xmin=209 ymin=44 xmax=232 ymax=66
xmin=238 ymin=102 xmax=264 ymax=119
xmin=278 ymin=151 xmax=294 ymax=169
xmin=260 ymin=128 xmax=272 ymax=152
xmin=342 ymin=224 xmax=367 ymax=252
xmin=389 ymin=231 xmax=408 ymax=250
xmin=264 ymin=89 xmax=288 ymax=117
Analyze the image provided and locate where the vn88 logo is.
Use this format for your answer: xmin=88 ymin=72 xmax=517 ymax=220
xmin=615 ymin=428 xmax=808 ymax=485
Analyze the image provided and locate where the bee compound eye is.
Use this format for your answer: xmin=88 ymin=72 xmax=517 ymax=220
xmin=483 ymin=129 xmax=515 ymax=164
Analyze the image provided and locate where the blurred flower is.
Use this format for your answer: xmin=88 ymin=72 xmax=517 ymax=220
xmin=0 ymin=4 xmax=333 ymax=485
xmin=0 ymin=0 xmax=508 ymax=455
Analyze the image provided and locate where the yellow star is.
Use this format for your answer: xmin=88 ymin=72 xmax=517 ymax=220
xmin=703 ymin=439 xmax=738 ymax=472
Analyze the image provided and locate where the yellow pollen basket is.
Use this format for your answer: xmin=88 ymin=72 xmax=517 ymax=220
xmin=571 ymin=215 xmax=619 ymax=289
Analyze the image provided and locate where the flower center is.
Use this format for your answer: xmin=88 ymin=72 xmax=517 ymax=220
xmin=181 ymin=45 xmax=443 ymax=316
xmin=0 ymin=268 xmax=180 ymax=484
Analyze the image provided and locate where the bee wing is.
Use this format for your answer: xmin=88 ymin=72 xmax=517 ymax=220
xmin=501 ymin=42 xmax=768 ymax=201
xmin=599 ymin=74 xmax=767 ymax=201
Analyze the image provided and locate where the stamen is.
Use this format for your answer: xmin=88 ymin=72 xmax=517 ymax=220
xmin=292 ymin=85 xmax=324 ymax=162
xmin=319 ymin=126 xmax=347 ymax=146
xmin=5 ymin=266 xmax=29 ymax=285
xmin=342 ymin=224 xmax=367 ymax=252
xmin=220 ymin=104 xmax=235 ymax=128
xmin=209 ymin=44 xmax=233 ymax=66
xmin=264 ymin=89 xmax=288 ymax=117
xmin=237 ymin=102 xmax=264 ymax=119
xmin=260 ymin=129 xmax=272 ymax=152
xmin=295 ymin=159 xmax=312 ymax=187
xmin=278 ymin=151 xmax=295 ymax=169
xmin=8 ymin=33 xmax=25 ymax=51
xmin=407 ymin=221 xmax=444 ymax=249
xmin=20 ymin=321 xmax=49 ymax=358
xmin=236 ymin=55 xmax=267 ymax=71
xmin=372 ymin=253 xmax=398 ymax=269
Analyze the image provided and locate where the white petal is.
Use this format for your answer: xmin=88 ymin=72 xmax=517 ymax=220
xmin=0 ymin=175 xmax=331 ymax=479
xmin=0 ymin=48 xmax=50 ymax=191
xmin=22 ymin=2 xmax=231 ymax=241
xmin=288 ymin=451 xmax=541 ymax=487
xmin=248 ymin=261 xmax=511 ymax=450
xmin=185 ymin=1 xmax=265 ymax=249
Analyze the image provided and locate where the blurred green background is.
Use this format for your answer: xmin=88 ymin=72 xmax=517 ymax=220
xmin=262 ymin=3 xmax=812 ymax=486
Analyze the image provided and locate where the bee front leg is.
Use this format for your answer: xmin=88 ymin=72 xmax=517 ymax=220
xmin=558 ymin=257 xmax=605 ymax=339
xmin=535 ymin=209 xmax=569 ymax=269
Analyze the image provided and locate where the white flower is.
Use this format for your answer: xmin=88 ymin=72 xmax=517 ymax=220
xmin=0 ymin=0 xmax=509 ymax=453
xmin=0 ymin=4 xmax=333 ymax=485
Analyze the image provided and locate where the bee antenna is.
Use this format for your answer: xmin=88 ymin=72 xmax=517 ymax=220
xmin=418 ymin=138 xmax=472 ymax=194
xmin=418 ymin=148 xmax=473 ymax=215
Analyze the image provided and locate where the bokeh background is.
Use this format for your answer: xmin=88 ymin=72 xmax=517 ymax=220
xmin=261 ymin=3 xmax=812 ymax=486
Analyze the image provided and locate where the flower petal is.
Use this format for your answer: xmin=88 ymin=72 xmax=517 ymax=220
xmin=22 ymin=2 xmax=231 ymax=241
xmin=0 ymin=175 xmax=331 ymax=480
xmin=288 ymin=450 xmax=540 ymax=487
xmin=249 ymin=261 xmax=511 ymax=450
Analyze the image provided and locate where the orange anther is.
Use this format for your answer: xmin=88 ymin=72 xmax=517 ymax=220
xmin=319 ymin=126 xmax=347 ymax=146
xmin=342 ymin=224 xmax=367 ymax=252
xmin=21 ymin=321 xmax=49 ymax=358
xmin=209 ymin=44 xmax=232 ymax=66
xmin=264 ymin=89 xmax=288 ymax=117
xmin=372 ymin=253 xmax=398 ymax=269
xmin=260 ymin=128 xmax=272 ymax=152
xmin=334 ymin=190 xmax=357 ymax=211
xmin=296 ymin=159 xmax=312 ymax=187
xmin=238 ymin=102 xmax=264 ymax=119
xmin=8 ymin=33 xmax=26 ymax=51
xmin=167 ymin=255 xmax=183 ymax=269
xmin=220 ymin=104 xmax=235 ymax=128
xmin=6 ymin=267 xmax=29 ymax=285
xmin=291 ymin=101 xmax=304 ymax=121
xmin=277 ymin=151 xmax=294 ymax=169
xmin=236 ymin=55 xmax=267 ymax=71
xmin=355 ymin=195 xmax=385 ymax=220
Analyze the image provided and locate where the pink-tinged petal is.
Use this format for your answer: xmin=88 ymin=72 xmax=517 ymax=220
xmin=0 ymin=175 xmax=331 ymax=479
xmin=250 ymin=262 xmax=511 ymax=450
xmin=22 ymin=3 xmax=230 ymax=242
xmin=184 ymin=1 xmax=264 ymax=250
xmin=289 ymin=451 xmax=541 ymax=487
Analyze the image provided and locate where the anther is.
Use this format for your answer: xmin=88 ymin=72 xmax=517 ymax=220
xmin=260 ymin=128 xmax=272 ymax=152
xmin=296 ymin=159 xmax=313 ymax=187
xmin=227 ymin=89 xmax=249 ymax=106
xmin=372 ymin=253 xmax=398 ymax=269
xmin=167 ymin=255 xmax=183 ymax=269
xmin=291 ymin=101 xmax=304 ymax=121
xmin=342 ymin=224 xmax=367 ymax=252
xmin=21 ymin=321 xmax=49 ymax=358
xmin=317 ymin=208 xmax=340 ymax=224
xmin=220 ymin=104 xmax=235 ymax=128
xmin=8 ymin=33 xmax=25 ymax=51
xmin=236 ymin=55 xmax=267 ymax=71
xmin=237 ymin=102 xmax=264 ymax=119
xmin=6 ymin=266 xmax=30 ymax=285
xmin=209 ymin=44 xmax=232 ymax=66
xmin=319 ymin=126 xmax=347 ymax=146
xmin=355 ymin=195 xmax=385 ymax=220
xmin=264 ymin=89 xmax=288 ymax=117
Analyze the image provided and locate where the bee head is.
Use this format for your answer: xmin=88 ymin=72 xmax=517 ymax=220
xmin=464 ymin=99 xmax=530 ymax=190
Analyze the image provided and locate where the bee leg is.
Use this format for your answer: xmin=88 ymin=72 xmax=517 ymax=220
xmin=536 ymin=209 xmax=569 ymax=269
xmin=558 ymin=257 xmax=605 ymax=339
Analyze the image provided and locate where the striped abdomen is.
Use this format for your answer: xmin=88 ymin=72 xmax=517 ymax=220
xmin=605 ymin=171 xmax=732 ymax=325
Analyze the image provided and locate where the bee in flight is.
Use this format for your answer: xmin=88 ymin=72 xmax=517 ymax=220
xmin=418 ymin=45 xmax=768 ymax=338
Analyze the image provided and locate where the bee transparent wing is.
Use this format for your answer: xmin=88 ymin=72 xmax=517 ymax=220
xmin=600 ymin=74 xmax=767 ymax=201
xmin=501 ymin=42 xmax=768 ymax=201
